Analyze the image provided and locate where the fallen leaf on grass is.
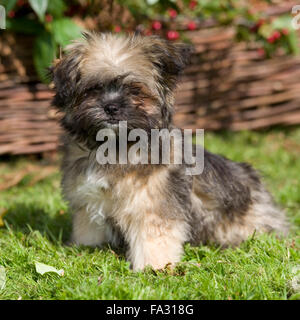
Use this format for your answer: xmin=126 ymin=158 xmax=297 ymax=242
xmin=35 ymin=262 xmax=64 ymax=276
xmin=0 ymin=208 xmax=8 ymax=227
xmin=0 ymin=266 xmax=6 ymax=290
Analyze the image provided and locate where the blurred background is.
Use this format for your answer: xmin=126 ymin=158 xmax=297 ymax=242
xmin=0 ymin=0 xmax=300 ymax=192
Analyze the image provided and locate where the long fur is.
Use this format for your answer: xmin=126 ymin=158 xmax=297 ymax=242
xmin=51 ymin=32 xmax=289 ymax=271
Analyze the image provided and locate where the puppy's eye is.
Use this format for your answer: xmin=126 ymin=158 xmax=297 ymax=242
xmin=130 ymin=86 xmax=141 ymax=96
xmin=86 ymin=83 xmax=104 ymax=92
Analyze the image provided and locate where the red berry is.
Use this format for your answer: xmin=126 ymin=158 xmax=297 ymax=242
xmin=272 ymin=30 xmax=281 ymax=40
xmin=114 ymin=25 xmax=121 ymax=33
xmin=168 ymin=9 xmax=177 ymax=19
xmin=167 ymin=30 xmax=179 ymax=40
xmin=145 ymin=29 xmax=153 ymax=36
xmin=250 ymin=19 xmax=264 ymax=32
xmin=187 ymin=21 xmax=197 ymax=31
xmin=152 ymin=21 xmax=162 ymax=31
xmin=189 ymin=0 xmax=197 ymax=10
xmin=45 ymin=14 xmax=53 ymax=22
xmin=17 ymin=0 xmax=25 ymax=6
xmin=8 ymin=11 xmax=15 ymax=18
xmin=282 ymin=28 xmax=289 ymax=35
xmin=267 ymin=31 xmax=281 ymax=43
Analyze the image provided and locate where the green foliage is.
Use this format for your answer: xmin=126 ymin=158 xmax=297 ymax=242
xmin=33 ymin=30 xmax=56 ymax=83
xmin=2 ymin=0 xmax=299 ymax=82
xmin=0 ymin=128 xmax=299 ymax=299
xmin=47 ymin=0 xmax=66 ymax=19
xmin=51 ymin=18 xmax=82 ymax=47
xmin=236 ymin=13 xmax=299 ymax=57
xmin=2 ymin=0 xmax=17 ymax=13
xmin=4 ymin=0 xmax=82 ymax=83
xmin=29 ymin=0 xmax=48 ymax=22
xmin=121 ymin=0 xmax=298 ymax=55
xmin=5 ymin=17 xmax=40 ymax=34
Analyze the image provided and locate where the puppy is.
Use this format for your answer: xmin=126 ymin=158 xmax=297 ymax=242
xmin=50 ymin=32 xmax=289 ymax=270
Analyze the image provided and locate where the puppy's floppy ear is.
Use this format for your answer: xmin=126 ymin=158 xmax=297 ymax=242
xmin=146 ymin=37 xmax=193 ymax=89
xmin=157 ymin=42 xmax=193 ymax=75
xmin=49 ymin=50 xmax=82 ymax=110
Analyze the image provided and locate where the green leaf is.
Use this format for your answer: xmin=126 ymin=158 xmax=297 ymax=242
xmin=0 ymin=266 xmax=6 ymax=290
xmin=35 ymin=262 xmax=64 ymax=276
xmin=34 ymin=31 xmax=56 ymax=83
xmin=29 ymin=0 xmax=48 ymax=22
xmin=47 ymin=0 xmax=66 ymax=18
xmin=272 ymin=15 xmax=294 ymax=32
xmin=51 ymin=18 xmax=82 ymax=47
xmin=146 ymin=0 xmax=159 ymax=5
xmin=258 ymin=24 xmax=273 ymax=39
xmin=2 ymin=0 xmax=17 ymax=13
xmin=6 ymin=17 xmax=41 ymax=34
xmin=287 ymin=31 xmax=300 ymax=55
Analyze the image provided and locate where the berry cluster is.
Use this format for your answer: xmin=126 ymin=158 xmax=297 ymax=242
xmin=132 ymin=0 xmax=199 ymax=41
xmin=246 ymin=16 xmax=294 ymax=57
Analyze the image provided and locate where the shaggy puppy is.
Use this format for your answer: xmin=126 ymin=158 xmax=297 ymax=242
xmin=51 ymin=32 xmax=288 ymax=271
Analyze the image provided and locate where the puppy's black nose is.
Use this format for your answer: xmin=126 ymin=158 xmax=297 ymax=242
xmin=104 ymin=104 xmax=118 ymax=115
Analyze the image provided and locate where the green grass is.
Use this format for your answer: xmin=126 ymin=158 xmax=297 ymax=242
xmin=0 ymin=128 xmax=300 ymax=300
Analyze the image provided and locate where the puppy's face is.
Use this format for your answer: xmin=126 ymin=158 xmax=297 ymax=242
xmin=51 ymin=33 xmax=191 ymax=148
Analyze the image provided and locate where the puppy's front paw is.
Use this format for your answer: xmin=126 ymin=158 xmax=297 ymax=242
xmin=128 ymin=247 xmax=181 ymax=272
xmin=127 ymin=221 xmax=187 ymax=272
xmin=131 ymin=260 xmax=176 ymax=272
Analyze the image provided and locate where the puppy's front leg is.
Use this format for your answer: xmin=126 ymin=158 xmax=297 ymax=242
xmin=125 ymin=214 xmax=189 ymax=271
xmin=70 ymin=209 xmax=107 ymax=246
xmin=70 ymin=209 xmax=121 ymax=247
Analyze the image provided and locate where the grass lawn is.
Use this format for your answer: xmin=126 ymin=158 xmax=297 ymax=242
xmin=0 ymin=128 xmax=299 ymax=300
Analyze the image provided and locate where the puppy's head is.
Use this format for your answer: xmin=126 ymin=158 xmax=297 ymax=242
xmin=51 ymin=32 xmax=192 ymax=148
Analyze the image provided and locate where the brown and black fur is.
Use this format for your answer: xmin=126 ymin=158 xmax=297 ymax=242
xmin=50 ymin=32 xmax=288 ymax=270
